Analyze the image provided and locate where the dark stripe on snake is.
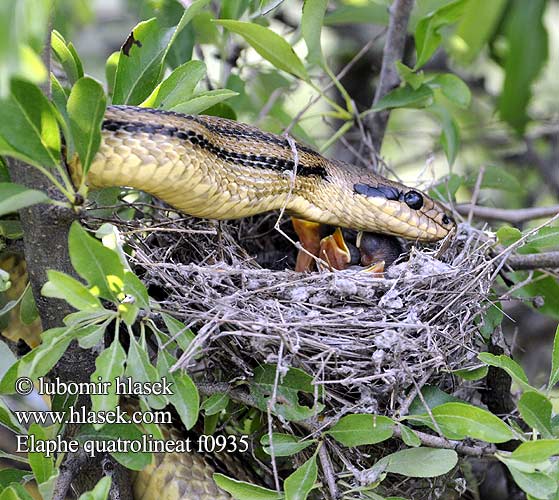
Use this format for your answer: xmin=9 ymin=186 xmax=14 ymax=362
xmin=102 ymin=119 xmax=328 ymax=179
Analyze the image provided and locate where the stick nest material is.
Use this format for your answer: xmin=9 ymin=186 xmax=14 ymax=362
xmin=119 ymin=209 xmax=494 ymax=498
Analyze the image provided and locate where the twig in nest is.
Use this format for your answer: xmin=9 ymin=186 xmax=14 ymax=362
xmin=273 ymin=134 xmax=329 ymax=270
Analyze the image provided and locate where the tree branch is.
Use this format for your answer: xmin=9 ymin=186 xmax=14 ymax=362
xmin=456 ymin=204 xmax=559 ymax=223
xmin=6 ymin=18 xmax=133 ymax=500
xmin=393 ymin=426 xmax=497 ymax=457
xmin=367 ymin=0 xmax=415 ymax=151
xmin=506 ymin=251 xmax=559 ymax=271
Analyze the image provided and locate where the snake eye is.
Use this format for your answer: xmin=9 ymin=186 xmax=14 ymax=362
xmin=442 ymin=214 xmax=453 ymax=226
xmin=403 ymin=190 xmax=423 ymax=210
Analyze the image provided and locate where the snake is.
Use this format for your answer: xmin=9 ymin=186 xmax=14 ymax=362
xmin=10 ymin=105 xmax=454 ymax=499
xmin=69 ymin=105 xmax=455 ymax=242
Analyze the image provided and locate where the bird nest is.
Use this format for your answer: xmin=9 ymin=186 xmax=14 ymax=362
xmin=115 ymin=208 xmax=494 ymax=497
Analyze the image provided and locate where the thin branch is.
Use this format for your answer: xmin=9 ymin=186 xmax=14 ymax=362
xmin=455 ymin=204 xmax=559 ymax=223
xmin=318 ymin=443 xmax=339 ymax=500
xmin=506 ymin=252 xmax=559 ymax=271
xmin=367 ymin=0 xmax=415 ymax=151
xmin=468 ymin=166 xmax=485 ymax=225
xmin=393 ymin=426 xmax=497 ymax=457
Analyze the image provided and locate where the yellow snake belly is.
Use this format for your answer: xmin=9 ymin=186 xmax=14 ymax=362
xmin=70 ymin=105 xmax=455 ymax=242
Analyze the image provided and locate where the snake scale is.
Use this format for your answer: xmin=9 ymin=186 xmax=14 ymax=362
xmin=70 ymin=105 xmax=455 ymax=242
xmin=28 ymin=105 xmax=454 ymax=499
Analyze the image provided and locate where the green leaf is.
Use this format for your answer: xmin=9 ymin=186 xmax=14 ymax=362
xmin=506 ymin=466 xmax=557 ymax=499
xmin=213 ymin=474 xmax=283 ymax=500
xmin=452 ymin=0 xmax=508 ymax=64
xmin=112 ymin=18 xmax=175 ymax=105
xmin=399 ymin=424 xmax=421 ymax=447
xmin=78 ymin=476 xmax=112 ymax=500
xmin=123 ymin=272 xmax=150 ymax=310
xmin=215 ymin=20 xmax=308 ymax=81
xmin=439 ymin=113 xmax=459 ymax=166
xmin=68 ymin=222 xmax=125 ymax=301
xmin=414 ymin=0 xmax=467 ymax=69
xmin=0 ymin=220 xmax=22 ymax=239
xmin=478 ymin=352 xmax=535 ymax=392
xmin=169 ymin=89 xmax=238 ymax=115
xmin=77 ymin=423 xmax=151 ymax=471
xmin=549 ymin=325 xmax=559 ymax=389
xmin=0 ymin=79 xmax=61 ymax=168
xmin=19 ymin=284 xmax=38 ymax=325
xmin=0 ymin=327 xmax=76 ymax=394
xmin=220 ymin=0 xmax=250 ymax=19
xmin=90 ymin=337 xmax=126 ymax=427
xmin=396 ymin=61 xmax=424 ymax=90
xmin=113 ymin=0 xmax=209 ymax=105
xmin=327 ymin=414 xmax=394 ymax=447
xmin=0 ymin=397 xmax=26 ymax=433
xmin=201 ymin=392 xmax=230 ymax=416
xmin=324 ymin=4 xmax=389 ymax=26
xmin=165 ymin=0 xmax=209 ymax=68
xmin=28 ymin=424 xmax=54 ymax=484
xmin=464 ymin=165 xmax=522 ymax=192
xmin=499 ymin=0 xmax=548 ymax=134
xmin=518 ymin=392 xmax=553 ymax=438
xmin=125 ymin=335 xmax=166 ymax=409
xmin=161 ymin=312 xmax=195 ymax=352
xmin=452 ymin=365 xmax=488 ymax=381
xmin=510 ymin=440 xmax=559 ymax=464
xmin=408 ymin=385 xmax=462 ymax=414
xmin=67 ymin=77 xmax=106 ymax=175
xmin=302 ymin=0 xmax=327 ymax=65
xmin=527 ymin=228 xmax=559 ymax=250
xmin=429 ymin=173 xmax=462 ymax=203
xmin=168 ymin=369 xmax=199 ymax=430
xmin=428 ymin=73 xmax=471 ymax=108
xmin=0 ymin=469 xmax=28 ymax=488
xmin=250 ymin=364 xmax=323 ymax=421
xmin=140 ymin=60 xmax=206 ymax=108
xmin=512 ymin=273 xmax=559 ymax=321
xmin=51 ymin=30 xmax=82 ymax=85
xmin=429 ymin=103 xmax=460 ymax=165
xmin=42 ymin=270 xmax=103 ymax=311
xmin=192 ymin=12 xmax=220 ymax=44
xmin=372 ymin=84 xmax=434 ymax=111
xmin=158 ymin=353 xmax=199 ymax=431
xmin=260 ymin=433 xmax=316 ymax=457
xmin=497 ymin=226 xmax=522 ymax=247
xmin=203 ymin=102 xmax=236 ymax=120
xmin=105 ymin=51 xmax=119 ymax=97
xmin=0 ymin=483 xmax=35 ymax=500
xmin=76 ymin=323 xmax=109 ymax=350
xmin=381 ymin=448 xmax=458 ymax=477
xmin=478 ymin=300 xmax=505 ymax=340
xmin=284 ymin=452 xmax=317 ymax=500
xmin=0 ymin=182 xmax=48 ymax=217
xmin=409 ymin=402 xmax=513 ymax=443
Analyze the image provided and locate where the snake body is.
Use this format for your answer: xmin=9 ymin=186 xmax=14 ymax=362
xmin=72 ymin=105 xmax=454 ymax=242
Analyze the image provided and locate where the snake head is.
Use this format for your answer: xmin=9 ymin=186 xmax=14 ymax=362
xmin=352 ymin=182 xmax=455 ymax=242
